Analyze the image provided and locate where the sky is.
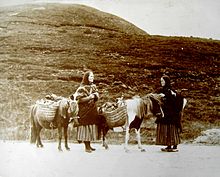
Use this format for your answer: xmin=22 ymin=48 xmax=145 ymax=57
xmin=1 ymin=0 xmax=220 ymax=40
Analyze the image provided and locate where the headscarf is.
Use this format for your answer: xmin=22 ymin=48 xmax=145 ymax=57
xmin=161 ymin=75 xmax=171 ymax=90
xmin=81 ymin=70 xmax=93 ymax=85
xmin=76 ymin=70 xmax=98 ymax=98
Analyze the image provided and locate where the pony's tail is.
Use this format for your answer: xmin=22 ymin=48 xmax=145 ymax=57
xmin=30 ymin=105 xmax=37 ymax=144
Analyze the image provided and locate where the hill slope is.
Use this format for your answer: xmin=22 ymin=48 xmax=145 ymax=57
xmin=0 ymin=3 xmax=219 ymax=142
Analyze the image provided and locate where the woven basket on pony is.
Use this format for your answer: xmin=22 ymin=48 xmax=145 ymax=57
xmin=102 ymin=105 xmax=128 ymax=128
xmin=36 ymin=100 xmax=59 ymax=121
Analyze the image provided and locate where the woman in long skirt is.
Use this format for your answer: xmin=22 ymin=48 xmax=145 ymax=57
xmin=155 ymin=75 xmax=183 ymax=152
xmin=73 ymin=70 xmax=100 ymax=153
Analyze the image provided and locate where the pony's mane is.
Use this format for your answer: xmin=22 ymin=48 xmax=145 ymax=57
xmin=143 ymin=93 xmax=163 ymax=105
xmin=141 ymin=93 xmax=164 ymax=117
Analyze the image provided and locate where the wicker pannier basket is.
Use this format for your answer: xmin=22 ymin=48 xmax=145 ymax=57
xmin=103 ymin=105 xmax=128 ymax=128
xmin=36 ymin=100 xmax=59 ymax=121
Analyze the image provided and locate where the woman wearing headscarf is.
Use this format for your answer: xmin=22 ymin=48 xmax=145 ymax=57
xmin=155 ymin=75 xmax=183 ymax=152
xmin=73 ymin=70 xmax=100 ymax=153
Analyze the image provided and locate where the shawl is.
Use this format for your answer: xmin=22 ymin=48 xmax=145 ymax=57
xmin=75 ymin=84 xmax=99 ymax=125
xmin=156 ymin=88 xmax=183 ymax=127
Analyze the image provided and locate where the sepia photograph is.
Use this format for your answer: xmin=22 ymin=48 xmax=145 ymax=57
xmin=0 ymin=0 xmax=219 ymax=177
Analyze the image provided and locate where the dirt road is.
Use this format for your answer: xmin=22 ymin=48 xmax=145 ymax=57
xmin=0 ymin=141 xmax=219 ymax=177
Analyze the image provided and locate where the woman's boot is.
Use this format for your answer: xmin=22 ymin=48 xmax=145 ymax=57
xmin=173 ymin=145 xmax=177 ymax=149
xmin=172 ymin=145 xmax=178 ymax=152
xmin=161 ymin=146 xmax=172 ymax=152
xmin=88 ymin=141 xmax=96 ymax=151
xmin=84 ymin=141 xmax=92 ymax=153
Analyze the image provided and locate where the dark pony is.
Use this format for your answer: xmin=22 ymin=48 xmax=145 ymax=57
xmin=30 ymin=97 xmax=78 ymax=151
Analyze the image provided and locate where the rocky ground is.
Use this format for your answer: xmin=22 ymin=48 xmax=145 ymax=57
xmin=193 ymin=128 xmax=220 ymax=145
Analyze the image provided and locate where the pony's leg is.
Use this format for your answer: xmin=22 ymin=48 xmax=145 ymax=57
xmin=103 ymin=139 xmax=108 ymax=149
xmin=135 ymin=129 xmax=145 ymax=152
xmin=102 ymin=127 xmax=109 ymax=150
xmin=64 ymin=126 xmax=70 ymax=151
xmin=124 ymin=126 xmax=130 ymax=152
xmin=103 ymin=137 xmax=109 ymax=149
xmin=58 ymin=126 xmax=63 ymax=151
xmin=36 ymin=127 xmax=43 ymax=148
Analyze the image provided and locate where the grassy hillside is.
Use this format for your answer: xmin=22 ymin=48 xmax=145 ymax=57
xmin=0 ymin=3 xmax=219 ymax=143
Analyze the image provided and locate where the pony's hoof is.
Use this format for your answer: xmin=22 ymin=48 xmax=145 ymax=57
xmin=141 ymin=149 xmax=146 ymax=152
xmin=58 ymin=148 xmax=63 ymax=152
xmin=125 ymin=149 xmax=130 ymax=153
xmin=85 ymin=149 xmax=92 ymax=153
xmin=65 ymin=147 xmax=70 ymax=151
xmin=103 ymin=143 xmax=109 ymax=150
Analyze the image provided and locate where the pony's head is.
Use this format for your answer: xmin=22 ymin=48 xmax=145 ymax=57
xmin=59 ymin=98 xmax=79 ymax=119
xmin=142 ymin=93 xmax=164 ymax=118
xmin=68 ymin=99 xmax=79 ymax=118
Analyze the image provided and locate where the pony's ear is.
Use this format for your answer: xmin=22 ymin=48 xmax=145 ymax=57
xmin=59 ymin=99 xmax=68 ymax=119
xmin=70 ymin=94 xmax=74 ymax=100
xmin=70 ymin=90 xmax=80 ymax=101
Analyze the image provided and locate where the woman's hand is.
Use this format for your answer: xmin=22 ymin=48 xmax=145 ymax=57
xmin=89 ymin=94 xmax=95 ymax=100
xmin=89 ymin=92 xmax=99 ymax=102
xmin=93 ymin=92 xmax=99 ymax=99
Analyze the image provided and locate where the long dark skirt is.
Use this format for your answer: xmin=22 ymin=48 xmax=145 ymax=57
xmin=77 ymin=124 xmax=98 ymax=142
xmin=156 ymin=123 xmax=181 ymax=146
